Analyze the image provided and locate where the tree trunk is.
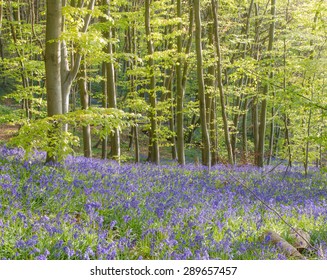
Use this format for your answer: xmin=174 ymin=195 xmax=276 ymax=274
xmin=45 ymin=0 xmax=62 ymax=162
xmin=145 ymin=0 xmax=160 ymax=165
xmin=101 ymin=62 xmax=108 ymax=159
xmin=252 ymin=3 xmax=260 ymax=165
xmin=176 ymin=0 xmax=185 ymax=165
xmin=231 ymin=0 xmax=254 ymax=163
xmin=304 ymin=96 xmax=313 ymax=177
xmin=168 ymin=88 xmax=177 ymax=160
xmin=257 ymin=0 xmax=276 ymax=167
xmin=194 ymin=0 xmax=211 ymax=168
xmin=253 ymin=95 xmax=259 ymax=165
xmin=206 ymin=24 xmax=218 ymax=166
xmin=106 ymin=0 xmax=120 ymax=162
xmin=267 ymin=87 xmax=275 ymax=165
xmin=241 ymin=97 xmax=248 ymax=163
xmin=210 ymin=85 xmax=218 ymax=166
xmin=6 ymin=1 xmax=31 ymax=119
xmin=45 ymin=0 xmax=62 ymax=117
xmin=78 ymin=58 xmax=92 ymax=158
xmin=60 ymin=0 xmax=95 ymax=116
xmin=211 ymin=0 xmax=233 ymax=165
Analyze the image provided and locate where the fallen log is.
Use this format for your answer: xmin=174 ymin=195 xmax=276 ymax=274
xmin=263 ymin=230 xmax=306 ymax=259
xmin=289 ymin=228 xmax=311 ymax=251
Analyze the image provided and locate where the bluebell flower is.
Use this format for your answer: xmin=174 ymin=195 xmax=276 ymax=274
xmin=110 ymin=220 xmax=117 ymax=230
xmin=64 ymin=246 xmax=75 ymax=259
xmin=123 ymin=215 xmax=131 ymax=223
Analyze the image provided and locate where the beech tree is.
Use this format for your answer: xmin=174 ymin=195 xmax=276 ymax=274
xmin=257 ymin=0 xmax=276 ymax=167
xmin=145 ymin=0 xmax=160 ymax=165
xmin=194 ymin=0 xmax=211 ymax=168
xmin=45 ymin=0 xmax=62 ymax=117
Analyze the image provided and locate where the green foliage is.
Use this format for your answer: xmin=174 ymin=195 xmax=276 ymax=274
xmin=0 ymin=105 xmax=24 ymax=124
xmin=8 ymin=108 xmax=142 ymax=162
xmin=0 ymin=104 xmax=12 ymax=115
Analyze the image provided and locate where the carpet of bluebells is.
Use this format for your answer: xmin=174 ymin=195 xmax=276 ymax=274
xmin=0 ymin=146 xmax=327 ymax=260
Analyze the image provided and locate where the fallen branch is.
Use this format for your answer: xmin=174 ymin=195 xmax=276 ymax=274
xmin=263 ymin=230 xmax=306 ymax=260
xmin=226 ymin=170 xmax=316 ymax=252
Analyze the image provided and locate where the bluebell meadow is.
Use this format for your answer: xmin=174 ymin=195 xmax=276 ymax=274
xmin=0 ymin=146 xmax=326 ymax=260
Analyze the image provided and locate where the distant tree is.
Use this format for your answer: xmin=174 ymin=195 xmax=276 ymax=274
xmin=257 ymin=0 xmax=276 ymax=167
xmin=194 ymin=0 xmax=211 ymax=168
xmin=145 ymin=0 xmax=160 ymax=165
xmin=211 ymin=0 xmax=233 ymax=165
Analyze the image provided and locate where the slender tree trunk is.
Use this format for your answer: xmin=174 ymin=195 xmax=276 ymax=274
xmin=252 ymin=3 xmax=260 ymax=165
xmin=211 ymin=0 xmax=233 ymax=165
xmin=210 ymin=84 xmax=218 ymax=166
xmin=304 ymin=8 xmax=320 ymax=175
xmin=176 ymin=0 xmax=185 ymax=165
xmin=194 ymin=0 xmax=211 ymax=168
xmin=130 ymin=15 xmax=140 ymax=163
xmin=168 ymin=89 xmax=177 ymax=160
xmin=177 ymin=0 xmax=194 ymax=160
xmin=304 ymin=88 xmax=314 ymax=176
xmin=284 ymin=114 xmax=292 ymax=167
xmin=253 ymin=94 xmax=259 ymax=164
xmin=100 ymin=0 xmax=108 ymax=159
xmin=133 ymin=124 xmax=140 ymax=163
xmin=273 ymin=125 xmax=280 ymax=158
xmin=206 ymin=23 xmax=218 ymax=166
xmin=160 ymin=12 xmax=176 ymax=161
xmin=6 ymin=0 xmax=31 ymax=119
xmin=283 ymin=35 xmax=292 ymax=167
xmin=231 ymin=0 xmax=254 ymax=163
xmin=304 ymin=110 xmax=312 ymax=177
xmin=257 ymin=0 xmax=276 ymax=167
xmin=101 ymin=62 xmax=108 ymax=159
xmin=186 ymin=115 xmax=199 ymax=144
xmin=145 ymin=0 xmax=160 ymax=165
xmin=0 ymin=3 xmax=5 ymax=85
xmin=60 ymin=0 xmax=95 ymax=116
xmin=267 ymin=86 xmax=275 ymax=165
xmin=78 ymin=59 xmax=92 ymax=158
xmin=317 ymin=113 xmax=323 ymax=168
xmin=241 ymin=97 xmax=248 ymax=162
xmin=106 ymin=0 xmax=120 ymax=162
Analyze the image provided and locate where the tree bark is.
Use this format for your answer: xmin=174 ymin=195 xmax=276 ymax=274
xmin=101 ymin=62 xmax=108 ymax=159
xmin=45 ymin=0 xmax=62 ymax=163
xmin=258 ymin=0 xmax=276 ymax=167
xmin=45 ymin=0 xmax=62 ymax=117
xmin=176 ymin=0 xmax=185 ymax=165
xmin=106 ymin=0 xmax=120 ymax=162
xmin=211 ymin=0 xmax=233 ymax=165
xmin=267 ymin=88 xmax=275 ymax=165
xmin=194 ymin=0 xmax=211 ymax=168
xmin=78 ymin=58 xmax=92 ymax=158
xmin=145 ymin=0 xmax=160 ymax=165
xmin=206 ymin=23 xmax=218 ymax=165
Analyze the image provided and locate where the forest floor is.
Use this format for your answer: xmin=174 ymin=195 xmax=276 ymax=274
xmin=0 ymin=124 xmax=19 ymax=143
xmin=0 ymin=146 xmax=326 ymax=260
